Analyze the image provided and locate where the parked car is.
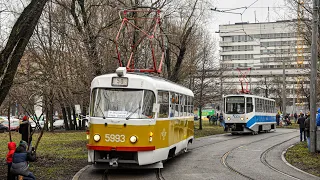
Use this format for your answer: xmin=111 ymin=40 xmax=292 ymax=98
xmin=30 ymin=120 xmax=45 ymax=129
xmin=53 ymin=120 xmax=65 ymax=129
xmin=1 ymin=121 xmax=20 ymax=131
xmin=0 ymin=123 xmax=9 ymax=132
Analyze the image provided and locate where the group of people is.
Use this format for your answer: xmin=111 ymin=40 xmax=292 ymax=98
xmin=296 ymin=113 xmax=311 ymax=150
xmin=288 ymin=108 xmax=320 ymax=151
xmin=6 ymin=115 xmax=36 ymax=180
xmin=207 ymin=113 xmax=225 ymax=128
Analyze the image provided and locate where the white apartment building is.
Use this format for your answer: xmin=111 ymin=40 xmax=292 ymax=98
xmin=219 ymin=20 xmax=311 ymax=113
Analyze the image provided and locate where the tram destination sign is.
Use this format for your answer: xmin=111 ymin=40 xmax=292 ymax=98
xmin=226 ymin=97 xmax=244 ymax=103
xmin=112 ymin=77 xmax=128 ymax=87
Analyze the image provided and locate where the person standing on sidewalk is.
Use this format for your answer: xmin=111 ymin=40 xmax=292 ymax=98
xmin=297 ymin=113 xmax=306 ymax=141
xmin=19 ymin=116 xmax=32 ymax=148
xmin=304 ymin=116 xmax=311 ymax=150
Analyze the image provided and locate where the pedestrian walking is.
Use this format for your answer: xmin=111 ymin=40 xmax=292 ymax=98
xmin=317 ymin=108 xmax=320 ymax=126
xmin=6 ymin=142 xmax=16 ymax=180
xmin=304 ymin=116 xmax=311 ymax=150
xmin=276 ymin=113 xmax=280 ymax=126
xmin=297 ymin=113 xmax=306 ymax=142
xmin=10 ymin=140 xmax=36 ymax=180
xmin=294 ymin=113 xmax=298 ymax=122
xmin=19 ymin=116 xmax=32 ymax=148
xmin=219 ymin=114 xmax=225 ymax=128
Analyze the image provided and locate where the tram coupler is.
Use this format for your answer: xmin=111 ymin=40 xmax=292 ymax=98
xmin=109 ymin=158 xmax=118 ymax=167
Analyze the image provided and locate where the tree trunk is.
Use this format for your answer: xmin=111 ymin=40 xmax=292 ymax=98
xmin=44 ymin=95 xmax=49 ymax=131
xmin=165 ymin=47 xmax=171 ymax=78
xmin=199 ymin=105 xmax=202 ymax=130
xmin=70 ymin=0 xmax=101 ymax=76
xmin=49 ymin=97 xmax=54 ymax=132
xmin=169 ymin=27 xmax=192 ymax=82
xmin=0 ymin=0 xmax=48 ymax=107
xmin=61 ymin=106 xmax=69 ymax=130
xmin=72 ymin=107 xmax=77 ymax=130
xmin=66 ymin=106 xmax=74 ymax=130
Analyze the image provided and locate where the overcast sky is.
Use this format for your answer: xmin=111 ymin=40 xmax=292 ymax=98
xmin=209 ymin=0 xmax=291 ymax=32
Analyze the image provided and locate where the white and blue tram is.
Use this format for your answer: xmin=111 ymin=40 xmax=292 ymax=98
xmin=223 ymin=94 xmax=277 ymax=134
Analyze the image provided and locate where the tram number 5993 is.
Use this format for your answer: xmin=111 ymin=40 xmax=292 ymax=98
xmin=105 ymin=134 xmax=125 ymax=142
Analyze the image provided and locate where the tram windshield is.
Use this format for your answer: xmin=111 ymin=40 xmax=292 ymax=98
xmin=225 ymin=96 xmax=245 ymax=114
xmin=91 ymin=88 xmax=155 ymax=119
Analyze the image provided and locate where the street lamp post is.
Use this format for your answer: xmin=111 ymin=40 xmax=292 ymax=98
xmin=310 ymin=0 xmax=319 ymax=153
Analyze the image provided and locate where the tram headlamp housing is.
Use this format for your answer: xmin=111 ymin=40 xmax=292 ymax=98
xmin=240 ymin=117 xmax=244 ymax=121
xmin=227 ymin=117 xmax=230 ymax=121
xmin=130 ymin=136 xmax=137 ymax=143
xmin=93 ymin=134 xmax=101 ymax=142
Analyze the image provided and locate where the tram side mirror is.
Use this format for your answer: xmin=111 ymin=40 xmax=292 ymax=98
xmin=152 ymin=103 xmax=160 ymax=113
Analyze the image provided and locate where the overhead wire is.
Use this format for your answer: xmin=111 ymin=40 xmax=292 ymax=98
xmin=212 ymin=0 xmax=298 ymax=72
xmin=213 ymin=0 xmax=310 ymax=77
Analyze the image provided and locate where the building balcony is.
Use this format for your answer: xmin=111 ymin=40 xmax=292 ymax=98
xmin=220 ymin=41 xmax=260 ymax=46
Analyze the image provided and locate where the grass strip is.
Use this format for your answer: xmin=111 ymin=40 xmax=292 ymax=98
xmin=285 ymin=142 xmax=320 ymax=177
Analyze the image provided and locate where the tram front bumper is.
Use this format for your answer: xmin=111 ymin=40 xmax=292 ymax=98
xmin=225 ymin=123 xmax=246 ymax=131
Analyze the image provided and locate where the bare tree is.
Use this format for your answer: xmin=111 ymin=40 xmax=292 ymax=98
xmin=0 ymin=0 xmax=48 ymax=107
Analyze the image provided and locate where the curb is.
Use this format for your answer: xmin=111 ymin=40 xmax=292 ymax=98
xmin=281 ymin=144 xmax=319 ymax=179
xmin=72 ymin=165 xmax=91 ymax=180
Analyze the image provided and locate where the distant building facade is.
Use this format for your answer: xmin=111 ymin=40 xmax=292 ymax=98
xmin=219 ymin=20 xmax=311 ymax=113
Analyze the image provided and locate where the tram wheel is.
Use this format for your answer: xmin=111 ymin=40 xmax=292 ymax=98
xmin=231 ymin=132 xmax=237 ymax=135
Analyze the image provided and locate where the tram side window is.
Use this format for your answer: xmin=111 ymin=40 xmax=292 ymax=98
xmin=272 ymin=102 xmax=275 ymax=113
xmin=175 ymin=93 xmax=180 ymax=117
xmin=246 ymin=97 xmax=253 ymax=113
xmin=142 ymin=90 xmax=156 ymax=118
xmin=158 ymin=91 xmax=169 ymax=118
xmin=181 ymin=95 xmax=187 ymax=116
xmin=264 ymin=100 xmax=267 ymax=113
xmin=256 ymin=98 xmax=263 ymax=112
xmin=190 ymin=97 xmax=194 ymax=115
xmin=185 ymin=96 xmax=189 ymax=116
xmin=170 ymin=92 xmax=176 ymax=117
xmin=268 ymin=101 xmax=271 ymax=113
xmin=265 ymin=100 xmax=268 ymax=113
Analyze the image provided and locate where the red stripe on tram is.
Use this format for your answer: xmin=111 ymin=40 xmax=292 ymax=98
xmin=87 ymin=145 xmax=155 ymax=151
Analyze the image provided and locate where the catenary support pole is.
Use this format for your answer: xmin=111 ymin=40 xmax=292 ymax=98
xmin=310 ymin=0 xmax=318 ymax=153
xmin=282 ymin=52 xmax=286 ymax=115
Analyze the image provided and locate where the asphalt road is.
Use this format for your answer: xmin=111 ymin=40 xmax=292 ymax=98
xmin=75 ymin=128 xmax=320 ymax=180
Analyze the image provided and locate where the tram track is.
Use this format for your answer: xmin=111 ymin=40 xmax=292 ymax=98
xmin=260 ymin=135 xmax=301 ymax=180
xmin=101 ymin=168 xmax=166 ymax=180
xmin=190 ymin=135 xmax=243 ymax=151
xmin=221 ymin=131 xmax=297 ymax=180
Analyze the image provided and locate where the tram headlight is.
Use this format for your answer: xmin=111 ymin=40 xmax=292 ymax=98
xmin=240 ymin=117 xmax=244 ymax=121
xmin=93 ymin=134 xmax=101 ymax=142
xmin=130 ymin=136 xmax=138 ymax=143
xmin=227 ymin=117 xmax=230 ymax=121
xmin=149 ymin=132 xmax=153 ymax=142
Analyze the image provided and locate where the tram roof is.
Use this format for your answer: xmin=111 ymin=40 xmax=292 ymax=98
xmin=91 ymin=72 xmax=194 ymax=97
xmin=223 ymin=94 xmax=275 ymax=101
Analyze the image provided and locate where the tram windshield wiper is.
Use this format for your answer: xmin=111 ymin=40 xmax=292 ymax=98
xmin=95 ymin=94 xmax=106 ymax=119
xmin=126 ymin=105 xmax=141 ymax=120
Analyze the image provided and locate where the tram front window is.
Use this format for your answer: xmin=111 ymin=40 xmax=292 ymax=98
xmin=91 ymin=88 xmax=155 ymax=119
xmin=225 ymin=96 xmax=245 ymax=114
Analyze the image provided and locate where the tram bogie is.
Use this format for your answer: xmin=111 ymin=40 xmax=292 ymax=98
xmin=223 ymin=94 xmax=276 ymax=135
xmin=87 ymin=68 xmax=194 ymax=168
